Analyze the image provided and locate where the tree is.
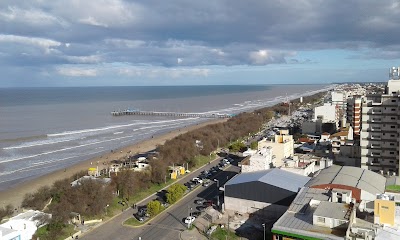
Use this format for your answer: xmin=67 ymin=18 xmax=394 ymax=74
xmin=146 ymin=200 xmax=162 ymax=217
xmin=250 ymin=141 xmax=258 ymax=150
xmin=229 ymin=141 xmax=246 ymax=152
xmin=0 ymin=204 xmax=13 ymax=222
xmin=166 ymin=183 xmax=187 ymax=204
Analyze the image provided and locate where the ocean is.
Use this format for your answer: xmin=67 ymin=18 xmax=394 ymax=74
xmin=0 ymin=84 xmax=330 ymax=191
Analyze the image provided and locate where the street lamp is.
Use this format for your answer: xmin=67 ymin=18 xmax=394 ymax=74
xmin=104 ymin=204 xmax=109 ymax=216
xmin=262 ymin=223 xmax=266 ymax=240
xmin=214 ymin=179 xmax=220 ymax=208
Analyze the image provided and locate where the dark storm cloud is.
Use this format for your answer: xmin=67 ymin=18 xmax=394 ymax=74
xmin=1 ymin=0 xmax=400 ymax=84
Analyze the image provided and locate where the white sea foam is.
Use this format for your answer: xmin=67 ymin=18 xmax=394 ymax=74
xmin=3 ymin=137 xmax=75 ymax=150
xmin=0 ymin=119 xmax=196 ymax=164
xmin=47 ymin=118 xmax=197 ymax=137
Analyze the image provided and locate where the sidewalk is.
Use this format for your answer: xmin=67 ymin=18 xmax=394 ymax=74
xmin=180 ymin=228 xmax=208 ymax=240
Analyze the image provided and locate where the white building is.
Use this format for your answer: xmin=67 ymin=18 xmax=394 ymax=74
xmin=314 ymin=103 xmax=339 ymax=127
xmin=0 ymin=210 xmax=51 ymax=240
xmin=258 ymin=129 xmax=294 ymax=167
xmin=332 ymin=91 xmax=346 ymax=110
xmin=241 ymin=147 xmax=274 ymax=173
xmin=360 ymin=67 xmax=400 ymax=176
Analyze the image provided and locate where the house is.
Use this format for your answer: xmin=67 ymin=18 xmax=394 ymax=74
xmin=241 ymin=147 xmax=274 ymax=172
xmin=0 ymin=210 xmax=51 ymax=240
xmin=169 ymin=166 xmax=186 ymax=179
xmin=330 ymin=126 xmax=353 ymax=155
xmin=272 ymin=165 xmax=389 ymax=240
xmin=70 ymin=176 xmax=111 ymax=187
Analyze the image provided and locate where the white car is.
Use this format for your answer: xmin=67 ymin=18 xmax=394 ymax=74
xmin=184 ymin=216 xmax=196 ymax=224
xmin=192 ymin=177 xmax=203 ymax=184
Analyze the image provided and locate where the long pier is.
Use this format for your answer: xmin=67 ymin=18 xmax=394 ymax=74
xmin=111 ymin=109 xmax=233 ymax=119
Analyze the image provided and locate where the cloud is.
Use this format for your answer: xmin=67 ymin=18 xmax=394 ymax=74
xmin=118 ymin=66 xmax=210 ymax=78
xmin=0 ymin=6 xmax=67 ymax=27
xmin=64 ymin=55 xmax=102 ymax=64
xmin=57 ymin=67 xmax=97 ymax=77
xmin=2 ymin=0 xmax=400 ymax=86
xmin=0 ymin=34 xmax=61 ymax=53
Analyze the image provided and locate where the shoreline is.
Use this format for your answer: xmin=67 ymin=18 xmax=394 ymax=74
xmin=0 ymin=118 xmax=227 ymax=209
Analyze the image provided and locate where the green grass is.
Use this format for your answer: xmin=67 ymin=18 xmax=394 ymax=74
xmin=129 ymin=179 xmax=175 ymax=204
xmin=35 ymin=224 xmax=75 ymax=240
xmin=193 ymin=154 xmax=217 ymax=168
xmin=211 ymin=226 xmax=239 ymax=240
xmin=386 ymin=185 xmax=400 ymax=192
xmin=124 ymin=217 xmax=143 ymax=226
xmin=123 ymin=206 xmax=166 ymax=227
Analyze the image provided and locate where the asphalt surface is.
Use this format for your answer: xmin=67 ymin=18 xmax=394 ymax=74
xmin=81 ymin=157 xmax=241 ymax=240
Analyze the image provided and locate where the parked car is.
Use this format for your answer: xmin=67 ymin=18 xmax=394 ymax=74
xmin=195 ymin=199 xmax=205 ymax=205
xmin=192 ymin=177 xmax=203 ymax=184
xmin=184 ymin=216 xmax=196 ymax=224
xmin=202 ymin=181 xmax=210 ymax=187
xmin=197 ymin=205 xmax=206 ymax=211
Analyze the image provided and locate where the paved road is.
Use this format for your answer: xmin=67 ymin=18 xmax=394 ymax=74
xmin=81 ymin=157 xmax=241 ymax=240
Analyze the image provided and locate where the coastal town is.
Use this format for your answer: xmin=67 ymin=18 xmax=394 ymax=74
xmin=1 ymin=68 xmax=400 ymax=240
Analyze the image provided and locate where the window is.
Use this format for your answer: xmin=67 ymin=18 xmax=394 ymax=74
xmin=382 ymin=206 xmax=389 ymax=210
xmin=390 ymin=161 xmax=394 ymax=163
xmin=392 ymin=99 xmax=396 ymax=102
xmin=317 ymin=217 xmax=325 ymax=223
xmin=390 ymin=143 xmax=395 ymax=146
xmin=390 ymin=152 xmax=395 ymax=155
xmin=391 ymin=134 xmax=396 ymax=137
xmin=392 ymin=108 xmax=396 ymax=111
xmin=391 ymin=126 xmax=396 ymax=129
xmin=391 ymin=117 xmax=396 ymax=120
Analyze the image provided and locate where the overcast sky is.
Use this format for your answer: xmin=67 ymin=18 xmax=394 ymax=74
xmin=1 ymin=0 xmax=400 ymax=87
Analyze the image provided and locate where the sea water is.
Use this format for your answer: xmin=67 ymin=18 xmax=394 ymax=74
xmin=0 ymin=84 xmax=330 ymax=190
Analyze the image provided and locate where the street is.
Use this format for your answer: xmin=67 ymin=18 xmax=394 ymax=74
xmin=81 ymin=157 xmax=241 ymax=240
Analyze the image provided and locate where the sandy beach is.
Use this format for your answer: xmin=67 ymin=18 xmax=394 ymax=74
xmin=0 ymin=119 xmax=226 ymax=209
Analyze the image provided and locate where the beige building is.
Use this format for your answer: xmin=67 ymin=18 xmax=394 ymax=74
xmin=360 ymin=68 xmax=400 ymax=176
xmin=258 ymin=129 xmax=294 ymax=167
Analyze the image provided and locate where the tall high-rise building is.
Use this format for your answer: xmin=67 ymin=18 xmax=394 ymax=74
xmin=360 ymin=67 xmax=400 ymax=175
xmin=346 ymin=97 xmax=362 ymax=135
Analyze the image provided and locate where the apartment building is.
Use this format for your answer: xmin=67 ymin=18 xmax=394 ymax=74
xmin=332 ymin=91 xmax=346 ymax=111
xmin=258 ymin=129 xmax=294 ymax=167
xmin=360 ymin=67 xmax=400 ymax=176
xmin=346 ymin=97 xmax=362 ymax=135
xmin=314 ymin=103 xmax=339 ymax=123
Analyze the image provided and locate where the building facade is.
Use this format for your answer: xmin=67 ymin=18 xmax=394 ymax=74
xmin=360 ymin=71 xmax=400 ymax=176
xmin=258 ymin=130 xmax=294 ymax=167
xmin=346 ymin=97 xmax=362 ymax=135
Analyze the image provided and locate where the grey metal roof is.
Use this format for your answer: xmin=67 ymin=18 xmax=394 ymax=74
xmin=226 ymin=168 xmax=311 ymax=193
xmin=314 ymin=201 xmax=350 ymax=220
xmin=287 ymin=187 xmax=330 ymax=214
xmin=272 ymin=187 xmax=346 ymax=240
xmin=305 ymin=165 xmax=386 ymax=195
